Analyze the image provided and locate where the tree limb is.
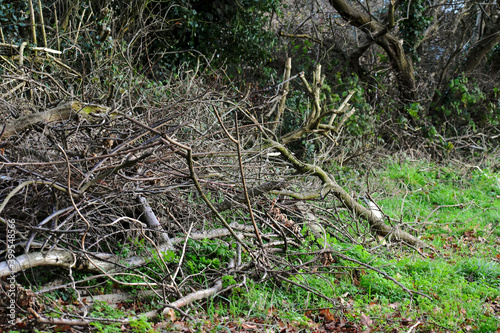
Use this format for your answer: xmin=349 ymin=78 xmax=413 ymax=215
xmin=267 ymin=139 xmax=428 ymax=249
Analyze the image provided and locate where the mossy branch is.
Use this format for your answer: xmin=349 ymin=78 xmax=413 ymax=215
xmin=266 ymin=138 xmax=428 ymax=248
xmin=1 ymin=101 xmax=110 ymax=139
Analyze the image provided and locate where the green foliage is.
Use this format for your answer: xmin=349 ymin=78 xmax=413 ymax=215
xmin=456 ymin=259 xmax=500 ymax=287
xmin=158 ymin=0 xmax=280 ymax=74
xmin=90 ymin=322 xmax=122 ymax=333
xmin=449 ymin=76 xmax=486 ymax=112
xmin=282 ymin=89 xmax=306 ymax=134
xmin=91 ymin=300 xmax=126 ymax=319
xmin=405 ymin=102 xmax=422 ymax=120
xmin=360 ymin=271 xmax=407 ymax=300
xmin=398 ymin=0 xmax=432 ymax=60
xmin=334 ymin=74 xmax=372 ymax=136
xmin=184 ymin=239 xmax=234 ymax=282
xmin=90 ymin=301 xmax=126 ymax=332
xmin=290 ymin=39 xmax=316 ymax=73
xmin=0 ymin=0 xmax=28 ymax=42
xmin=116 ymin=241 xmax=132 ymax=258
xmin=129 ymin=315 xmax=156 ymax=333
xmin=222 ymin=274 xmax=236 ymax=288
xmin=436 ymin=75 xmax=496 ymax=129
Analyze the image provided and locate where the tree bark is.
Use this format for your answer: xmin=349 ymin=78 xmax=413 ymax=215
xmin=462 ymin=25 xmax=500 ymax=73
xmin=328 ymin=0 xmax=416 ymax=101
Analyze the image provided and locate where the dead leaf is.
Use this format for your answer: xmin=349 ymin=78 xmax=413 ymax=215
xmin=267 ymin=306 xmax=277 ymax=317
xmin=54 ymin=324 xmax=72 ymax=332
xmin=360 ymin=313 xmax=373 ymax=327
xmin=167 ymin=308 xmax=176 ymax=322
xmin=241 ymin=323 xmax=257 ymax=329
xmin=319 ymin=309 xmax=335 ymax=323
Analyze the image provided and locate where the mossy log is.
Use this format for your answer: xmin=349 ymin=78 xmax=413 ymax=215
xmin=1 ymin=101 xmax=109 ymax=139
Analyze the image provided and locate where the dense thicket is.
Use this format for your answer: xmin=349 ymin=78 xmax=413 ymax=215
xmin=279 ymin=0 xmax=500 ymax=135
xmin=2 ymin=0 xmax=498 ymax=134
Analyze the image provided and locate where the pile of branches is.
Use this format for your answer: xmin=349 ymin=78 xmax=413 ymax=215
xmin=0 ymin=45 xmax=431 ymax=328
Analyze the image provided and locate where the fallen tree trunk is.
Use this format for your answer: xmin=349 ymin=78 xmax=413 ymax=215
xmin=258 ymin=62 xmax=428 ymax=249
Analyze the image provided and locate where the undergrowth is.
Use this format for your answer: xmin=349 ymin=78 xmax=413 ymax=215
xmin=200 ymin=157 xmax=500 ymax=332
xmin=13 ymin=157 xmax=498 ymax=333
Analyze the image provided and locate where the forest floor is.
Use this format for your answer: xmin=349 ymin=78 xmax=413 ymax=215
xmin=159 ymin=156 xmax=500 ymax=332
xmin=160 ymin=155 xmax=500 ymax=332
xmin=9 ymin=154 xmax=498 ymax=333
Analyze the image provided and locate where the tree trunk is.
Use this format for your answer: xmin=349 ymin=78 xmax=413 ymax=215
xmin=462 ymin=24 xmax=500 ymax=73
xmin=328 ymin=0 xmax=416 ymax=101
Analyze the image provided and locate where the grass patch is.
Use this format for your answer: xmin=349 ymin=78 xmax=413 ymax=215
xmin=215 ymin=158 xmax=500 ymax=331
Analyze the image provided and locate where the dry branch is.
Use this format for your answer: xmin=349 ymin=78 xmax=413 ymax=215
xmin=268 ymin=139 xmax=428 ymax=248
xmin=0 ymin=250 xmax=124 ymax=278
xmin=0 ymin=223 xmax=255 ymax=278
xmin=214 ymin=180 xmax=288 ymax=212
xmin=163 ymin=259 xmax=235 ymax=314
xmin=137 ymin=195 xmax=173 ymax=245
xmin=280 ymin=67 xmax=356 ymax=145
xmin=270 ymin=189 xmax=322 ymax=200
xmin=1 ymin=101 xmax=109 ymax=139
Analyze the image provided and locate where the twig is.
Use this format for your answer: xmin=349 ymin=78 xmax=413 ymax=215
xmin=137 ymin=195 xmax=172 ymax=245
xmin=186 ymin=149 xmax=252 ymax=254
xmin=164 ymin=259 xmax=235 ymax=312
xmin=172 ymin=223 xmax=193 ymax=282
xmin=333 ymin=250 xmax=432 ymax=300
xmin=121 ymin=109 xmax=252 ymax=253
xmin=406 ymin=320 xmax=421 ymax=333
xmin=80 ymin=152 xmax=152 ymax=192
xmin=279 ymin=31 xmax=322 ymax=44
xmin=0 ymin=180 xmax=37 ymax=214
xmin=234 ymin=112 xmax=264 ymax=247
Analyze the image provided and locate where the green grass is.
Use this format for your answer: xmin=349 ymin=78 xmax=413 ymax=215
xmin=216 ymin=158 xmax=500 ymax=331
